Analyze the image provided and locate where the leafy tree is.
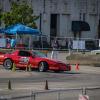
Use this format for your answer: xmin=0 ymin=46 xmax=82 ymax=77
xmin=0 ymin=9 xmax=2 ymax=26
xmin=1 ymin=0 xmax=39 ymax=29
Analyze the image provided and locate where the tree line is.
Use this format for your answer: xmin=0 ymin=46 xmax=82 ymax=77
xmin=0 ymin=0 xmax=39 ymax=29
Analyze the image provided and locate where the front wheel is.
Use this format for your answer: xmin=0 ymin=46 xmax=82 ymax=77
xmin=4 ymin=59 xmax=13 ymax=69
xmin=39 ymin=62 xmax=47 ymax=72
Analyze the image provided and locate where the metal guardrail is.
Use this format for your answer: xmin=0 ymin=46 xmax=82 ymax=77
xmin=0 ymin=88 xmax=82 ymax=100
xmin=31 ymin=88 xmax=83 ymax=100
xmin=86 ymin=87 xmax=100 ymax=90
xmin=0 ymin=87 xmax=100 ymax=100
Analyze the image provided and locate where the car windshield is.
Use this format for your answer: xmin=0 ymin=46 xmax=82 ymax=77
xmin=31 ymin=51 xmax=46 ymax=58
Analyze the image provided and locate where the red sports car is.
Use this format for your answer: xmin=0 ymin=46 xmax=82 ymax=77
xmin=0 ymin=50 xmax=71 ymax=72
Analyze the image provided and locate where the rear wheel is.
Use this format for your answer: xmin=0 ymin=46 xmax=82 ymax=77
xmin=4 ymin=59 xmax=13 ymax=69
xmin=39 ymin=62 xmax=47 ymax=72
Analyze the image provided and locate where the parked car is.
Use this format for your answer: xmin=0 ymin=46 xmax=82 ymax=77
xmin=33 ymin=41 xmax=50 ymax=49
xmin=91 ymin=50 xmax=100 ymax=55
xmin=85 ymin=40 xmax=97 ymax=50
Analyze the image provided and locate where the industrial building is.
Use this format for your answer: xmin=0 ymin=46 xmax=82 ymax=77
xmin=0 ymin=0 xmax=100 ymax=47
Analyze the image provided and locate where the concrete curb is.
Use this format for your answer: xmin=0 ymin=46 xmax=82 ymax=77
xmin=66 ymin=54 xmax=100 ymax=66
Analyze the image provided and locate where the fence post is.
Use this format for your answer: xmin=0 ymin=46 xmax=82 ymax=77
xmin=33 ymin=93 xmax=35 ymax=100
xmin=84 ymin=87 xmax=86 ymax=95
xmin=77 ymin=38 xmax=79 ymax=53
xmin=81 ymin=87 xmax=83 ymax=95
xmin=41 ymin=35 xmax=43 ymax=51
xmin=83 ymin=87 xmax=86 ymax=95
xmin=30 ymin=92 xmax=35 ymax=100
xmin=29 ymin=35 xmax=31 ymax=50
xmin=30 ymin=91 xmax=32 ymax=100
xmin=57 ymin=91 xmax=60 ymax=100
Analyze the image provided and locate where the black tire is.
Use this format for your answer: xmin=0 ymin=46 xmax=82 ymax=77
xmin=4 ymin=59 xmax=13 ymax=69
xmin=39 ymin=62 xmax=47 ymax=72
xmin=54 ymin=70 xmax=60 ymax=73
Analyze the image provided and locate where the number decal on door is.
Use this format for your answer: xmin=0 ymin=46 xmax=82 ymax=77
xmin=20 ymin=57 xmax=29 ymax=63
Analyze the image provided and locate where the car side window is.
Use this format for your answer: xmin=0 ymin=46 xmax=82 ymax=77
xmin=25 ymin=52 xmax=31 ymax=57
xmin=18 ymin=51 xmax=31 ymax=57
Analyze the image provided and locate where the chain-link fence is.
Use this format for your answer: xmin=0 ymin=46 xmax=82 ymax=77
xmin=0 ymin=34 xmax=100 ymax=53
xmin=0 ymin=87 xmax=100 ymax=100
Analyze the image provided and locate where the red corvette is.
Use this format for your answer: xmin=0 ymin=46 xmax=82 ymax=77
xmin=0 ymin=50 xmax=71 ymax=72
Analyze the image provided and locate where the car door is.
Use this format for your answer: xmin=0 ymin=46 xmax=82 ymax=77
xmin=28 ymin=55 xmax=37 ymax=68
xmin=15 ymin=51 xmax=30 ymax=68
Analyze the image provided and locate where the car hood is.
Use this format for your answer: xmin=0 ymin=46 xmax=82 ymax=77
xmin=38 ymin=57 xmax=68 ymax=64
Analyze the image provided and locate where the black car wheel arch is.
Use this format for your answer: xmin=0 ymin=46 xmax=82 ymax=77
xmin=39 ymin=61 xmax=48 ymax=72
xmin=4 ymin=59 xmax=13 ymax=69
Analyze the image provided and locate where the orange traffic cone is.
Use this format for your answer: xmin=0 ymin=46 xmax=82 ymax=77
xmin=44 ymin=80 xmax=49 ymax=90
xmin=75 ymin=62 xmax=79 ymax=70
xmin=26 ymin=64 xmax=28 ymax=71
